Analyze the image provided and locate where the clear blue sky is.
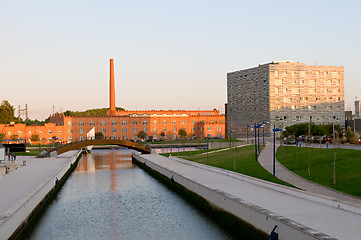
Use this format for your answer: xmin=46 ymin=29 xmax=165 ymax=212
xmin=1 ymin=0 xmax=360 ymax=120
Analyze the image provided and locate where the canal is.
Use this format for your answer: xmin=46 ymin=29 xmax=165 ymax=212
xmin=24 ymin=149 xmax=236 ymax=239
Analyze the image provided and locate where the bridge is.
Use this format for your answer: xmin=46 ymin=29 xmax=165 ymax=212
xmin=40 ymin=139 xmax=152 ymax=157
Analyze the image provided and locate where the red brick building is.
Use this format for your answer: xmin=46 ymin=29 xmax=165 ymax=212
xmin=0 ymin=59 xmax=225 ymax=144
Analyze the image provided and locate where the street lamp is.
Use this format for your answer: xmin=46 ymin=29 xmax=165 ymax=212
xmin=254 ymin=123 xmax=264 ymax=162
xmin=273 ymin=125 xmax=285 ymax=176
xmin=261 ymin=122 xmax=269 ymax=146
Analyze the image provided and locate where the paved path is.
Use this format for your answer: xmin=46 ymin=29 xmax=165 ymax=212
xmin=258 ymin=143 xmax=361 ymax=206
xmin=0 ymin=151 xmax=78 ymax=232
xmin=140 ymin=154 xmax=361 ymax=240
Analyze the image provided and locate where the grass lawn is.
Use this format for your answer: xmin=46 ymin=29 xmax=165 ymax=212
xmin=161 ymin=145 xmax=294 ymax=188
xmin=16 ymin=149 xmax=41 ymax=156
xmin=146 ymin=139 xmax=243 ymax=145
xmin=277 ymin=146 xmax=361 ymax=198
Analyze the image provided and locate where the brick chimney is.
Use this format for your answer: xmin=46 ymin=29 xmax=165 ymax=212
xmin=109 ymin=59 xmax=116 ymax=115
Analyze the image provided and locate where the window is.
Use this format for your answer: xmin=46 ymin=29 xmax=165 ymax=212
xmin=68 ymin=129 xmax=73 ymax=134
xmin=143 ymin=120 xmax=148 ymax=125
xmin=79 ymin=136 xmax=84 ymax=141
xmin=153 ymin=120 xmax=157 ymax=125
xmin=8 ymin=132 xmax=11 ymax=136
xmin=208 ymin=127 xmax=212 ymax=131
xmin=112 ymin=121 xmax=116 ymax=126
xmin=90 ymin=121 xmax=95 ymax=126
xmin=133 ymin=128 xmax=137 ymax=133
xmin=210 ymin=120 xmax=214 ymax=124
xmin=123 ymin=128 xmax=127 ymax=133
xmin=173 ymin=120 xmax=177 ymax=125
xmin=173 ymin=127 xmax=177 ymax=132
xmin=143 ymin=128 xmax=148 ymax=133
xmin=112 ymin=128 xmax=117 ymax=133
xmin=18 ymin=131 xmax=22 ymax=135
xmin=68 ymin=121 xmax=73 ymax=126
xmin=163 ymin=128 xmax=167 ymax=132
xmin=58 ymin=130 xmax=61 ymax=134
xmin=48 ymin=130 xmax=52 ymax=134
xmin=217 ymin=127 xmax=221 ymax=131
xmin=153 ymin=128 xmax=157 ymax=133
xmin=68 ymin=136 xmax=73 ymax=142
xmin=123 ymin=135 xmax=127 ymax=140
xmin=79 ymin=129 xmax=84 ymax=134
xmin=132 ymin=121 xmax=137 ymax=125
xmin=173 ymin=134 xmax=177 ymax=139
xmin=112 ymin=135 xmax=116 ymax=140
xmin=28 ymin=131 xmax=31 ymax=135
xmin=122 ymin=121 xmax=127 ymax=125
xmin=182 ymin=120 xmax=186 ymax=125
xmin=39 ymin=131 xmax=42 ymax=135
xmin=101 ymin=128 xmax=106 ymax=133
xmin=220 ymin=120 xmax=224 ymax=124
xmin=192 ymin=120 xmax=196 ymax=125
xmin=153 ymin=134 xmax=157 ymax=140
xmin=163 ymin=120 xmax=167 ymax=125
xmin=79 ymin=121 xmax=84 ymax=126
xmin=101 ymin=121 xmax=106 ymax=126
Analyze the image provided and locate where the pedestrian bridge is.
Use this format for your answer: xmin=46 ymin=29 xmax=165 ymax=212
xmin=41 ymin=139 xmax=152 ymax=157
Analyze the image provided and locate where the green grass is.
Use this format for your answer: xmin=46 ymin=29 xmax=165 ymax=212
xmin=146 ymin=139 xmax=243 ymax=145
xmin=277 ymin=146 xmax=361 ymax=198
xmin=161 ymin=145 xmax=294 ymax=188
xmin=15 ymin=149 xmax=41 ymax=156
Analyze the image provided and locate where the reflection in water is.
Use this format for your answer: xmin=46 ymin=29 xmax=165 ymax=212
xmin=25 ymin=149 xmax=235 ymax=240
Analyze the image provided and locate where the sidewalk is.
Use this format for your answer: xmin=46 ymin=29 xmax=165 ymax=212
xmin=0 ymin=151 xmax=79 ymax=239
xmin=136 ymin=153 xmax=361 ymax=240
xmin=258 ymin=143 xmax=361 ymax=206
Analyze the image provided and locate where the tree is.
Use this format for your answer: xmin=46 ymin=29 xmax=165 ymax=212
xmin=178 ymin=128 xmax=187 ymax=139
xmin=30 ymin=134 xmax=40 ymax=142
xmin=137 ymin=130 xmax=147 ymax=140
xmin=160 ymin=131 xmax=165 ymax=138
xmin=0 ymin=133 xmax=5 ymax=143
xmin=0 ymin=100 xmax=16 ymax=124
xmin=10 ymin=134 xmax=18 ymax=140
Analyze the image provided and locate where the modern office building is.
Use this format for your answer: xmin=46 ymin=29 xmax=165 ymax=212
xmin=227 ymin=61 xmax=345 ymax=136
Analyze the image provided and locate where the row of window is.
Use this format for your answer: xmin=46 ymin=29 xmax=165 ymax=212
xmin=77 ymin=126 xmax=222 ymax=134
xmin=275 ymin=115 xmax=340 ymax=121
xmin=71 ymin=119 xmax=224 ymax=127
xmin=7 ymin=130 xmax=62 ymax=136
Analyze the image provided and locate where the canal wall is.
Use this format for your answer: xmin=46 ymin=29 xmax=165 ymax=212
xmin=133 ymin=153 xmax=336 ymax=240
xmin=0 ymin=151 xmax=81 ymax=240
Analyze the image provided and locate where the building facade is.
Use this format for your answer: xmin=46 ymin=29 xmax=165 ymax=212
xmin=227 ymin=61 xmax=345 ymax=137
xmin=0 ymin=59 xmax=225 ymax=144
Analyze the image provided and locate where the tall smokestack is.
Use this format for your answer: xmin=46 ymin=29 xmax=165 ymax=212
xmin=110 ymin=59 xmax=116 ymax=115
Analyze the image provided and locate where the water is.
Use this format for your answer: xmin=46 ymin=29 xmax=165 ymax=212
xmin=25 ymin=149 xmax=235 ymax=240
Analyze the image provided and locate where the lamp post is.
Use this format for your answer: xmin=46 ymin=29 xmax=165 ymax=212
xmin=254 ymin=123 xmax=263 ymax=162
xmin=254 ymin=123 xmax=258 ymax=161
xmin=262 ymin=122 xmax=269 ymax=146
xmin=273 ymin=125 xmax=285 ymax=176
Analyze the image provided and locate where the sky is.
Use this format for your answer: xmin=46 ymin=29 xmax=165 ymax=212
xmin=1 ymin=0 xmax=360 ymax=120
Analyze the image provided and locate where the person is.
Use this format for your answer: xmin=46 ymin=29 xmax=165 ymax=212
xmin=13 ymin=154 xmax=16 ymax=161
xmin=8 ymin=153 xmax=11 ymax=161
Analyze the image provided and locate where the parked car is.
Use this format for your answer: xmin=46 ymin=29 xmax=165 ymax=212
xmin=311 ymin=136 xmax=321 ymax=143
xmin=321 ymin=136 xmax=332 ymax=144
xmin=283 ymin=137 xmax=296 ymax=144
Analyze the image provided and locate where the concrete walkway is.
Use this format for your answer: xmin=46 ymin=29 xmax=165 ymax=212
xmin=0 ymin=151 xmax=79 ymax=239
xmin=137 ymin=153 xmax=361 ymax=240
xmin=258 ymin=143 xmax=361 ymax=206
